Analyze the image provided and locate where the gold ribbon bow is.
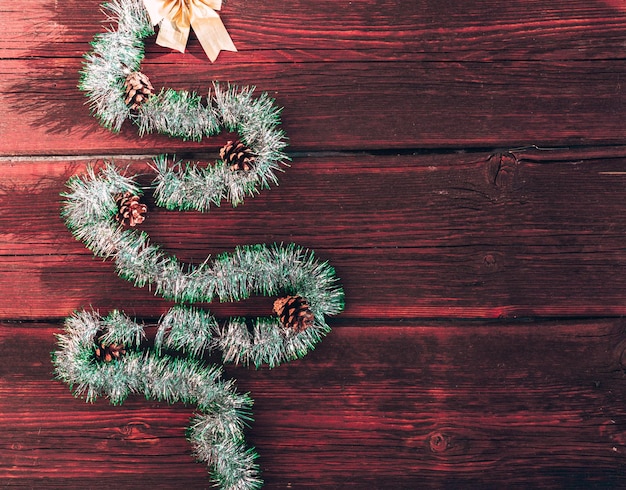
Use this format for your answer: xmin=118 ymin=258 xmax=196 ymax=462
xmin=142 ymin=0 xmax=237 ymax=62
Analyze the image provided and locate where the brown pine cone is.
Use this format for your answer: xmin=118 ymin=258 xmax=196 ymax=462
xmin=94 ymin=341 xmax=126 ymax=363
xmin=220 ymin=140 xmax=256 ymax=172
xmin=114 ymin=191 xmax=147 ymax=227
xmin=273 ymin=295 xmax=315 ymax=333
xmin=124 ymin=71 xmax=154 ymax=110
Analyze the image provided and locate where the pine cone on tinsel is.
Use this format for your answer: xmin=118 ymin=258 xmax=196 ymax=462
xmin=114 ymin=191 xmax=147 ymax=227
xmin=273 ymin=295 xmax=315 ymax=333
xmin=94 ymin=341 xmax=126 ymax=363
xmin=124 ymin=71 xmax=154 ymax=110
xmin=220 ymin=140 xmax=256 ymax=172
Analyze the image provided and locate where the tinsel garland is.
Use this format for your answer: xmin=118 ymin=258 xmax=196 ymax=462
xmin=80 ymin=0 xmax=289 ymax=208
xmin=61 ymin=163 xmax=344 ymax=368
xmin=55 ymin=0 xmax=345 ymax=487
xmin=52 ymin=310 xmax=260 ymax=489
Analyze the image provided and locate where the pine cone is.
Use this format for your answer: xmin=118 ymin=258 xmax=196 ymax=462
xmin=124 ymin=71 xmax=154 ymax=110
xmin=94 ymin=341 xmax=126 ymax=363
xmin=114 ymin=191 xmax=147 ymax=227
xmin=220 ymin=140 xmax=256 ymax=172
xmin=273 ymin=295 xmax=314 ymax=333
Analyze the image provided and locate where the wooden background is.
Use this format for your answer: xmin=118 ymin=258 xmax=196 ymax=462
xmin=2 ymin=0 xmax=626 ymax=487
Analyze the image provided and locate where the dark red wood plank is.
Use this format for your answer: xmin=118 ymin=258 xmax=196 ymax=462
xmin=4 ymin=0 xmax=626 ymax=62
xmin=2 ymin=320 xmax=626 ymax=488
xmin=3 ymin=150 xmax=626 ymax=319
xmin=2 ymin=1 xmax=626 ymax=154
xmin=2 ymin=1 xmax=626 ymax=489
xmin=1 ymin=57 xmax=625 ymax=155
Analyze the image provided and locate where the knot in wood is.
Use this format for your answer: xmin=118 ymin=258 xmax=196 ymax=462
xmin=619 ymin=347 xmax=626 ymax=370
xmin=610 ymin=338 xmax=626 ymax=372
xmin=487 ymin=152 xmax=519 ymax=189
xmin=480 ymin=251 xmax=504 ymax=273
xmin=429 ymin=431 xmax=450 ymax=453
xmin=483 ymin=254 xmax=497 ymax=267
xmin=119 ymin=421 xmax=151 ymax=440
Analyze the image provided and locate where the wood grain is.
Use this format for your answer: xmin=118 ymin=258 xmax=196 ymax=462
xmin=4 ymin=0 xmax=626 ymax=62
xmin=1 ymin=58 xmax=625 ymax=154
xmin=2 ymin=0 xmax=626 ymax=487
xmin=2 ymin=321 xmax=626 ymax=488
xmin=1 ymin=1 xmax=626 ymax=154
xmin=2 ymin=149 xmax=626 ymax=320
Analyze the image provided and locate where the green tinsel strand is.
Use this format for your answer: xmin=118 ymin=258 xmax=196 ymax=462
xmin=155 ymin=305 xmax=217 ymax=358
xmin=52 ymin=310 xmax=261 ymax=490
xmin=61 ymin=165 xmax=344 ymax=367
xmin=150 ymin=84 xmax=288 ymax=211
xmin=137 ymin=88 xmax=219 ymax=141
xmin=80 ymin=0 xmax=289 ymax=157
xmin=79 ymin=0 xmax=151 ymax=132
xmin=105 ymin=0 xmax=153 ymax=36
xmin=79 ymin=0 xmax=290 ymax=207
xmin=67 ymin=0 xmax=343 ymax=486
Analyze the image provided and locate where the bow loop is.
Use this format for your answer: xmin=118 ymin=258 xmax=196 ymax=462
xmin=143 ymin=0 xmax=236 ymax=62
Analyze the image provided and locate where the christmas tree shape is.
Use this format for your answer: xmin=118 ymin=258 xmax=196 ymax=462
xmin=53 ymin=1 xmax=344 ymax=487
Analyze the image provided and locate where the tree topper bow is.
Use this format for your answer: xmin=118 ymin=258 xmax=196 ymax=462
xmin=142 ymin=0 xmax=237 ymax=62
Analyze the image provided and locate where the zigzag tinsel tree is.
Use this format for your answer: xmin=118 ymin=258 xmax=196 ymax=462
xmin=54 ymin=1 xmax=344 ymax=487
